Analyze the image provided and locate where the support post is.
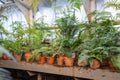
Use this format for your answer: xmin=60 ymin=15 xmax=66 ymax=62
xmin=81 ymin=0 xmax=95 ymax=23
xmin=37 ymin=73 xmax=42 ymax=80
xmin=14 ymin=0 xmax=35 ymax=28
xmin=90 ymin=0 xmax=95 ymax=22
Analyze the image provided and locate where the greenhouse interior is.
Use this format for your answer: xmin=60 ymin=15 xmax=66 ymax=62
xmin=0 ymin=0 xmax=120 ymax=80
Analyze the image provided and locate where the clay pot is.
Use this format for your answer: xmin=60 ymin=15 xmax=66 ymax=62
xmin=101 ymin=58 xmax=109 ymax=67
xmin=90 ymin=59 xmax=101 ymax=70
xmin=2 ymin=54 xmax=11 ymax=60
xmin=24 ymin=52 xmax=32 ymax=62
xmin=109 ymin=60 xmax=116 ymax=71
xmin=47 ymin=57 xmax=54 ymax=65
xmin=57 ymin=56 xmax=64 ymax=66
xmin=14 ymin=54 xmax=21 ymax=62
xmin=39 ymin=56 xmax=46 ymax=64
xmin=64 ymin=57 xmax=74 ymax=67
xmin=78 ymin=59 xmax=88 ymax=67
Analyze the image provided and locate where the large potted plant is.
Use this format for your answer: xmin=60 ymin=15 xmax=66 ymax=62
xmin=22 ymin=20 xmax=52 ymax=62
xmin=105 ymin=0 xmax=120 ymax=70
xmin=55 ymin=10 xmax=82 ymax=66
xmin=1 ymin=21 xmax=27 ymax=61
xmin=9 ymin=21 xmax=27 ymax=61
xmin=78 ymin=11 xmax=120 ymax=69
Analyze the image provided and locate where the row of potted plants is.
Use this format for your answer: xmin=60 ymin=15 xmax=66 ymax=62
xmin=0 ymin=9 xmax=120 ymax=71
xmin=24 ymin=49 xmax=74 ymax=67
xmin=0 ymin=14 xmax=120 ymax=69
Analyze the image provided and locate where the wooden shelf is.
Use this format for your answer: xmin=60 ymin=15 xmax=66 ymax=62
xmin=0 ymin=60 xmax=120 ymax=80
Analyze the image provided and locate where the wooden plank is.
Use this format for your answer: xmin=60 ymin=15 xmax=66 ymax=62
xmin=74 ymin=68 xmax=120 ymax=80
xmin=0 ymin=60 xmax=74 ymax=77
xmin=0 ymin=60 xmax=120 ymax=80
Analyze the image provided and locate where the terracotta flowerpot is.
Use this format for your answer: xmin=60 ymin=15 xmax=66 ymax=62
xmin=90 ymin=59 xmax=100 ymax=70
xmin=57 ymin=56 xmax=64 ymax=66
xmin=101 ymin=58 xmax=109 ymax=67
xmin=78 ymin=59 xmax=88 ymax=67
xmin=2 ymin=54 xmax=11 ymax=60
xmin=64 ymin=57 xmax=74 ymax=67
xmin=109 ymin=60 xmax=116 ymax=71
xmin=25 ymin=52 xmax=32 ymax=62
xmin=39 ymin=56 xmax=46 ymax=64
xmin=47 ymin=57 xmax=54 ymax=65
xmin=14 ymin=54 xmax=21 ymax=62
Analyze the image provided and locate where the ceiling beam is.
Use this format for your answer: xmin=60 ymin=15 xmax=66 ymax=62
xmin=14 ymin=0 xmax=34 ymax=28
xmin=0 ymin=0 xmax=5 ymax=4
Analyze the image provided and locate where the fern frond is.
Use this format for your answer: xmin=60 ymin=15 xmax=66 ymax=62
xmin=116 ymin=13 xmax=120 ymax=18
xmin=32 ymin=0 xmax=39 ymax=12
xmin=105 ymin=0 xmax=120 ymax=10
xmin=68 ymin=0 xmax=82 ymax=10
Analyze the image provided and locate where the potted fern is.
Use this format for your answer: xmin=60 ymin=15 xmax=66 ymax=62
xmin=55 ymin=10 xmax=81 ymax=66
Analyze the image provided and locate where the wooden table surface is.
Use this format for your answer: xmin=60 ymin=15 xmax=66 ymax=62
xmin=0 ymin=60 xmax=120 ymax=80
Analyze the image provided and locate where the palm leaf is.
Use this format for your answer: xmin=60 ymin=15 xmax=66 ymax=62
xmin=105 ymin=0 xmax=120 ymax=10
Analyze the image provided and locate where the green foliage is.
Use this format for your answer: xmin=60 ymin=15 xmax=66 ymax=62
xmin=11 ymin=21 xmax=27 ymax=40
xmin=51 ymin=0 xmax=82 ymax=10
xmin=28 ymin=51 xmax=39 ymax=62
xmin=0 ymin=24 xmax=9 ymax=36
xmin=81 ymin=24 xmax=120 ymax=61
xmin=0 ymin=53 xmax=2 ymax=58
xmin=116 ymin=13 xmax=120 ymax=18
xmin=68 ymin=0 xmax=82 ymax=10
xmin=105 ymin=0 xmax=120 ymax=20
xmin=111 ymin=54 xmax=120 ymax=70
xmin=105 ymin=0 xmax=120 ymax=10
xmin=32 ymin=0 xmax=39 ymax=12
xmin=2 ymin=39 xmax=23 ymax=54
xmin=39 ymin=46 xmax=55 ymax=57
xmin=25 ymin=28 xmax=43 ymax=49
xmin=50 ymin=0 xmax=55 ymax=3
xmin=0 ymin=6 xmax=8 ymax=22
xmin=0 ymin=7 xmax=8 ymax=36
xmin=55 ymin=13 xmax=78 ymax=40
xmin=1 ymin=21 xmax=27 ymax=54
xmin=78 ymin=11 xmax=120 ymax=62
xmin=55 ymin=12 xmax=81 ymax=57
xmin=88 ymin=11 xmax=113 ymax=21
xmin=25 ymin=20 xmax=52 ymax=50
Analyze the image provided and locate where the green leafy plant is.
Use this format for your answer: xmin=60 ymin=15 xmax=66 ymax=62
xmin=55 ymin=10 xmax=81 ymax=58
xmin=111 ymin=54 xmax=120 ymax=70
xmin=8 ymin=21 xmax=27 ymax=55
xmin=11 ymin=21 xmax=27 ymax=41
xmin=25 ymin=20 xmax=52 ymax=50
xmin=105 ymin=0 xmax=120 ymax=24
xmin=68 ymin=0 xmax=82 ymax=10
xmin=78 ymin=14 xmax=120 ymax=64
xmin=1 ymin=21 xmax=26 ymax=55
xmin=105 ymin=0 xmax=120 ymax=10
xmin=31 ymin=0 xmax=39 ymax=12
xmin=40 ymin=46 xmax=55 ymax=57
